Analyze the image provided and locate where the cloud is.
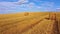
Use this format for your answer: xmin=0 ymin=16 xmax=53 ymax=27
xmin=0 ymin=2 xmax=19 ymax=13
xmin=0 ymin=2 xmax=17 ymax=9
xmin=56 ymin=8 xmax=60 ymax=9
xmin=39 ymin=2 xmax=55 ymax=11
xmin=16 ymin=0 xmax=29 ymax=5
xmin=41 ymin=2 xmax=54 ymax=7
xmin=56 ymin=8 xmax=60 ymax=11
xmin=18 ymin=0 xmax=28 ymax=3
xmin=0 ymin=2 xmax=41 ymax=13
xmin=33 ymin=0 xmax=42 ymax=2
xmin=26 ymin=2 xmax=36 ymax=8
xmin=0 ymin=0 xmax=58 ymax=13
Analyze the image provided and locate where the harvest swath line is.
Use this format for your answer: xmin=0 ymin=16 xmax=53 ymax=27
xmin=0 ymin=16 xmax=39 ymax=32
xmin=0 ymin=15 xmax=40 ymax=26
xmin=0 ymin=14 xmax=43 ymax=27
xmin=0 ymin=14 xmax=48 ymax=32
xmin=2 ymin=15 xmax=47 ymax=34
xmin=22 ymin=19 xmax=53 ymax=34
xmin=0 ymin=15 xmax=48 ymax=34
xmin=18 ymin=18 xmax=44 ymax=34
xmin=0 ymin=13 xmax=48 ymax=27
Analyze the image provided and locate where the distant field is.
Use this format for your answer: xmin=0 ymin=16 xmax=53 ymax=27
xmin=0 ymin=12 xmax=60 ymax=34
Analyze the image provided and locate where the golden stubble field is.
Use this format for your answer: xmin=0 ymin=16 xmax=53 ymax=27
xmin=0 ymin=12 xmax=60 ymax=34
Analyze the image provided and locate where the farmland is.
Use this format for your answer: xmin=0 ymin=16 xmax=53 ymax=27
xmin=0 ymin=12 xmax=60 ymax=34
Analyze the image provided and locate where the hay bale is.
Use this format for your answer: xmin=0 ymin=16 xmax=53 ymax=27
xmin=24 ymin=12 xmax=29 ymax=16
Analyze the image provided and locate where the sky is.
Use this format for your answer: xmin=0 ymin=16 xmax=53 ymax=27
xmin=0 ymin=0 xmax=60 ymax=14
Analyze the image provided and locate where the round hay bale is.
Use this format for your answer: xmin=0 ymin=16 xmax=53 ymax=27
xmin=24 ymin=12 xmax=29 ymax=16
